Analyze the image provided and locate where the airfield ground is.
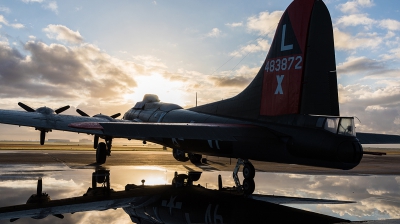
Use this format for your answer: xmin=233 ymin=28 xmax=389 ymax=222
xmin=0 ymin=142 xmax=399 ymax=175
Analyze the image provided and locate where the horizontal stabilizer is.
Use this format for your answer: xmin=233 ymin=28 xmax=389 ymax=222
xmin=357 ymin=132 xmax=400 ymax=144
xmin=249 ymin=194 xmax=355 ymax=205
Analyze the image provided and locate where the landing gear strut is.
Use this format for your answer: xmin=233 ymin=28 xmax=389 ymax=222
xmin=233 ymin=158 xmax=256 ymax=195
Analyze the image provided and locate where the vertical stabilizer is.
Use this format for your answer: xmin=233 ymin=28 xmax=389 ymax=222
xmin=190 ymin=0 xmax=339 ymax=120
xmin=260 ymin=0 xmax=339 ymax=116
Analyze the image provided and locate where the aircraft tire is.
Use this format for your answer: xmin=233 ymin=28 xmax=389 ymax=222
xmin=96 ymin=142 xmax=107 ymax=164
xmin=189 ymin=153 xmax=202 ymax=164
xmin=243 ymin=162 xmax=255 ymax=179
xmin=242 ymin=178 xmax=255 ymax=195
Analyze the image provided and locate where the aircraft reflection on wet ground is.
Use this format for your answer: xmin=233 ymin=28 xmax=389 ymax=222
xmin=0 ymin=165 xmax=399 ymax=223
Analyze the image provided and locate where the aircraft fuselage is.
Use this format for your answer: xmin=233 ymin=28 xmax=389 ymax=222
xmin=122 ymin=101 xmax=363 ymax=170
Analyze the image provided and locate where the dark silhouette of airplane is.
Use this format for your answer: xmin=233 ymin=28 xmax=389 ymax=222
xmin=0 ymin=167 xmax=354 ymax=223
xmin=0 ymin=0 xmax=399 ymax=194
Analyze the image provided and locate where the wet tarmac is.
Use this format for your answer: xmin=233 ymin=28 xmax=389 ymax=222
xmin=0 ymin=150 xmax=399 ymax=223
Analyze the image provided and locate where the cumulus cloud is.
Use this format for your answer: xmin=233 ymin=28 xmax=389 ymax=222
xmin=339 ymin=83 xmax=400 ymax=133
xmin=246 ymin=10 xmax=283 ymax=37
xmin=379 ymin=19 xmax=400 ymax=31
xmin=335 ymin=14 xmax=376 ymax=28
xmin=333 ymin=27 xmax=382 ymax=50
xmin=43 ymin=24 xmax=83 ymax=44
xmin=206 ymin=28 xmax=221 ymax=37
xmin=230 ymin=38 xmax=270 ymax=57
xmin=0 ymin=40 xmax=137 ymax=101
xmin=338 ymin=0 xmax=374 ymax=14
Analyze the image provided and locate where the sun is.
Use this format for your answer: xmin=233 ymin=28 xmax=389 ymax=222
xmin=124 ymin=73 xmax=187 ymax=107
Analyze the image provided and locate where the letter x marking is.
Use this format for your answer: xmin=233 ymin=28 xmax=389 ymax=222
xmin=274 ymin=75 xmax=284 ymax=95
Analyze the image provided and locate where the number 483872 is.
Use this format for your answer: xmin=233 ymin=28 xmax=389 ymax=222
xmin=265 ymin=56 xmax=302 ymax=72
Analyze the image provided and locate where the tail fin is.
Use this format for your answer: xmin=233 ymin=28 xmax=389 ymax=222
xmin=191 ymin=0 xmax=339 ymax=119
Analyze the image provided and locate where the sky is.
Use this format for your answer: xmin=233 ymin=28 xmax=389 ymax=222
xmin=0 ymin=0 xmax=400 ymax=141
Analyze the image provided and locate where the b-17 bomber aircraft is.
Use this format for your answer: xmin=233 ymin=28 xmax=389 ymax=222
xmin=0 ymin=0 xmax=399 ymax=194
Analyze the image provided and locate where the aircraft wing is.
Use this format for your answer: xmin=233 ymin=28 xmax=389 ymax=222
xmin=0 ymin=109 xmax=113 ymax=136
xmin=357 ymin=132 xmax=400 ymax=144
xmin=0 ymin=185 xmax=354 ymax=221
xmin=69 ymin=122 xmax=285 ymax=141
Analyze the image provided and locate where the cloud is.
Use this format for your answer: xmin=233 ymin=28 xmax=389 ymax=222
xmin=337 ymin=57 xmax=385 ymax=76
xmin=22 ymin=0 xmax=58 ymax=14
xmin=225 ymin=22 xmax=243 ymax=28
xmin=44 ymin=1 xmax=58 ymax=14
xmin=335 ymin=14 xmax=376 ymax=28
xmin=206 ymin=28 xmax=221 ymax=37
xmin=43 ymin=24 xmax=83 ymax=44
xmin=0 ymin=15 xmax=25 ymax=29
xmin=0 ymin=7 xmax=10 ymax=13
xmin=333 ymin=27 xmax=382 ymax=50
xmin=339 ymin=83 xmax=400 ymax=133
xmin=379 ymin=19 xmax=400 ymax=31
xmin=0 ymin=40 xmax=137 ymax=101
xmin=246 ymin=10 xmax=283 ymax=37
xmin=209 ymin=75 xmax=252 ymax=88
xmin=338 ymin=0 xmax=374 ymax=14
xmin=230 ymin=38 xmax=270 ymax=57
xmin=208 ymin=65 xmax=258 ymax=88
xmin=10 ymin=23 xmax=24 ymax=29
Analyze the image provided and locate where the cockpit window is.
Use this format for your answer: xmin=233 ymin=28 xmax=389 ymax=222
xmin=322 ymin=117 xmax=356 ymax=136
xmin=338 ymin=118 xmax=355 ymax=136
xmin=324 ymin=117 xmax=339 ymax=134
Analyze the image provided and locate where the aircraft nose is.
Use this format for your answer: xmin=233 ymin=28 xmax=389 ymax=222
xmin=337 ymin=140 xmax=363 ymax=166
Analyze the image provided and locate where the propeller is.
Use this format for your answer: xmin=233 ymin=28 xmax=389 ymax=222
xmin=75 ymin=109 xmax=120 ymax=149
xmin=18 ymin=102 xmax=71 ymax=145
xmin=18 ymin=102 xmax=70 ymax=114
xmin=10 ymin=178 xmax=64 ymax=222
xmin=76 ymin=109 xmax=120 ymax=119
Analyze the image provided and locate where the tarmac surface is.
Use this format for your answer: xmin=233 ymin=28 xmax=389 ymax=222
xmin=0 ymin=150 xmax=399 ymax=175
xmin=0 ymin=150 xmax=399 ymax=223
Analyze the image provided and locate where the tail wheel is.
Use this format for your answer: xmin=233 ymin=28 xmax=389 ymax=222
xmin=242 ymin=162 xmax=255 ymax=179
xmin=96 ymin=142 xmax=107 ymax=164
xmin=189 ymin=153 xmax=202 ymax=164
xmin=242 ymin=178 xmax=255 ymax=195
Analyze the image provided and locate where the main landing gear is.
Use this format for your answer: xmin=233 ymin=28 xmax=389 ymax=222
xmin=233 ymin=158 xmax=256 ymax=195
xmin=95 ymin=137 xmax=112 ymax=164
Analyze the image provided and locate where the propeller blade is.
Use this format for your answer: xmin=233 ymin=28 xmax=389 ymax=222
xmin=18 ymin=102 xmax=35 ymax=112
xmin=76 ymin=109 xmax=90 ymax=117
xmin=110 ymin=113 xmax=121 ymax=119
xmin=54 ymin=105 xmax=70 ymax=114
